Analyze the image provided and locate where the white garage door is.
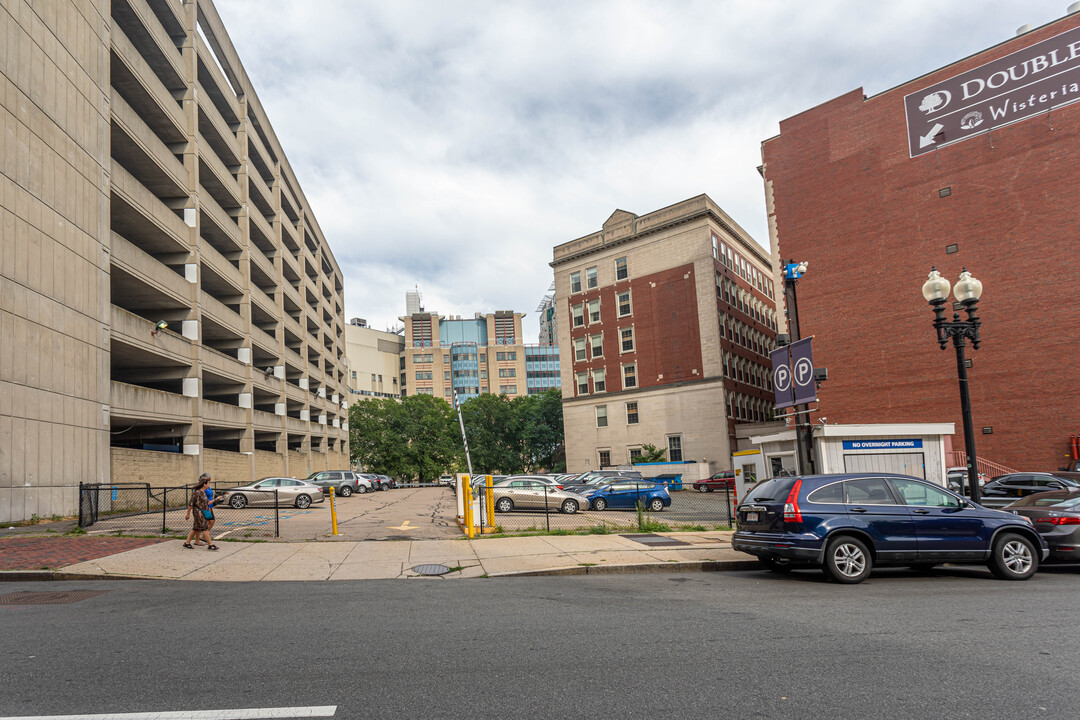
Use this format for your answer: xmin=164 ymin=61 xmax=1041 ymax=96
xmin=843 ymin=453 xmax=926 ymax=479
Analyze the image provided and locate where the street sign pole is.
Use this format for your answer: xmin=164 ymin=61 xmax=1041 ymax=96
xmin=784 ymin=264 xmax=817 ymax=475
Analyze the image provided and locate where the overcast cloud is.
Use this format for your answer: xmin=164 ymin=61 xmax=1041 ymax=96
xmin=213 ymin=0 xmax=1070 ymax=338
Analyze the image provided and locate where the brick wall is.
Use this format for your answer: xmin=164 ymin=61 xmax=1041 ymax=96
xmin=110 ymin=448 xmax=195 ymax=487
xmin=288 ymin=450 xmax=310 ymax=478
xmin=762 ymin=16 xmax=1080 ymax=471
xmin=254 ymin=450 xmax=285 ymax=480
xmin=203 ymin=449 xmax=253 ymax=486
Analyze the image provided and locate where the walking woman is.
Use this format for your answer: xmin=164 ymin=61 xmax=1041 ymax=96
xmin=184 ymin=473 xmax=218 ymax=550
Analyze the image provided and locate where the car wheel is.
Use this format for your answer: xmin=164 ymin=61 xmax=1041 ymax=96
xmin=295 ymin=494 xmax=312 ymax=509
xmin=561 ymin=499 xmax=578 ymax=514
xmin=762 ymin=557 xmax=794 ymax=574
xmin=338 ymin=486 xmax=352 ymax=498
xmin=697 ymin=485 xmax=708 ymax=493
xmin=592 ymin=498 xmax=607 ymax=511
xmin=648 ymin=498 xmax=665 ymax=512
xmin=229 ymin=494 xmax=248 ymax=509
xmin=356 ymin=485 xmax=368 ymax=494
xmin=823 ymin=536 xmax=872 ymax=584
xmin=495 ymin=498 xmax=513 ymax=513
xmin=988 ymin=532 xmax=1037 ymax=580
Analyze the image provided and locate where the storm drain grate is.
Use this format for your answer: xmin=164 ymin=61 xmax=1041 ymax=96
xmin=411 ymin=564 xmax=451 ymax=576
xmin=0 ymin=590 xmax=111 ymax=606
xmin=621 ymin=534 xmax=690 ymax=548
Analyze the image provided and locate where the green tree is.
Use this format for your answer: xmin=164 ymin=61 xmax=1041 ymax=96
xmin=517 ymin=388 xmax=565 ymax=472
xmin=459 ymin=392 xmax=522 ymax=475
xmin=632 ymin=443 xmax=667 ymax=464
xmin=349 ymin=395 xmax=461 ymax=481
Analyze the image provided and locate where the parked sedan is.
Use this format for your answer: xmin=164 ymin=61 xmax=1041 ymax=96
xmin=219 ymin=477 xmax=325 ymax=509
xmin=491 ymin=478 xmax=589 ymax=514
xmin=693 ymin=471 xmax=736 ymax=493
xmin=307 ymin=471 xmax=373 ymax=497
xmin=580 ymin=481 xmax=671 ymax=512
xmin=1005 ymin=490 xmax=1080 ymax=562
xmin=981 ymin=473 xmax=1078 ymax=505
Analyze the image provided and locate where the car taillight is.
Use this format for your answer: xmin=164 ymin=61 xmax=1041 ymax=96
xmin=783 ymin=479 xmax=803 ymax=523
xmin=1036 ymin=516 xmax=1080 ymax=525
xmin=556 ymin=485 xmax=563 ymax=490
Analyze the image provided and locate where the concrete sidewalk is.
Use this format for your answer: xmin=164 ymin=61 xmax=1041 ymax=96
xmin=1 ymin=531 xmax=758 ymax=581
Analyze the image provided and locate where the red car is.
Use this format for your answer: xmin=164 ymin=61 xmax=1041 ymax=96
xmin=693 ymin=471 xmax=735 ymax=493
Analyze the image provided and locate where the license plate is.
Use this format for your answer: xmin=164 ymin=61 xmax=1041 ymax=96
xmin=745 ymin=512 xmax=759 ymax=522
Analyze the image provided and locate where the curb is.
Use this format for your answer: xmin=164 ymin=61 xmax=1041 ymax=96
xmin=489 ymin=559 xmax=763 ymax=578
xmin=0 ymin=570 xmax=146 ymax=582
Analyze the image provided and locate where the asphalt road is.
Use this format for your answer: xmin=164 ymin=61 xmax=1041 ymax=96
xmin=2 ymin=566 xmax=1078 ymax=719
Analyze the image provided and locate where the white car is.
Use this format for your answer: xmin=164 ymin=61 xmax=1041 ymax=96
xmin=438 ymin=474 xmax=455 ymax=487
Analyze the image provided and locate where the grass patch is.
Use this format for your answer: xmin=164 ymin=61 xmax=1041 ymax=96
xmin=585 ymin=524 xmax=611 ymax=535
xmin=679 ymin=524 xmax=708 ymax=532
xmin=578 ymin=562 xmax=598 ymax=567
xmin=65 ymin=526 xmax=87 ymax=536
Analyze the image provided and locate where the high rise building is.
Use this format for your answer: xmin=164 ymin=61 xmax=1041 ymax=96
xmin=552 ymin=195 xmax=778 ymax=472
xmin=0 ymin=0 xmax=348 ymax=522
xmin=537 ymin=294 xmax=557 ymax=346
xmin=760 ymin=10 xmax=1080 ymax=471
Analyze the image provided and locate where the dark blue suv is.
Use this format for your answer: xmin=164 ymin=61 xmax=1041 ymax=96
xmin=732 ymin=473 xmax=1048 ymax=584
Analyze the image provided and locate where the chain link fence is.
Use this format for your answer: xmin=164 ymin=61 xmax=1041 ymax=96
xmin=465 ymin=479 xmax=735 ymax=535
xmin=77 ymin=483 xmax=281 ymax=538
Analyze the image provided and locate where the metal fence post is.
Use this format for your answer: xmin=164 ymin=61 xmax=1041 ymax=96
xmin=162 ymin=487 xmax=168 ymax=534
xmin=275 ymin=489 xmax=279 ymax=537
xmin=544 ymin=486 xmax=550 ymax=532
xmin=78 ymin=482 xmax=84 ymax=527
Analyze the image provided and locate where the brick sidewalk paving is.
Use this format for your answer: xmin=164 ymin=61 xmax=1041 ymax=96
xmin=0 ymin=536 xmax=170 ymax=571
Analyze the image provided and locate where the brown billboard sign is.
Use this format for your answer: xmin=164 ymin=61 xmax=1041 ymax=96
xmin=904 ymin=25 xmax=1080 ymax=157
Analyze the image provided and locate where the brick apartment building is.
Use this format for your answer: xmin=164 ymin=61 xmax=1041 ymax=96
xmin=552 ymin=195 xmax=779 ymax=472
xmin=761 ymin=11 xmax=1080 ymax=472
xmin=0 ymin=0 xmax=348 ymax=522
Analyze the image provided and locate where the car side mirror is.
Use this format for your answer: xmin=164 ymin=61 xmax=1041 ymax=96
xmin=1048 ymin=483 xmax=1063 ymax=490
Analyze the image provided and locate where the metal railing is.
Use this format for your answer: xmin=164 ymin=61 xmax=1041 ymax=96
xmin=945 ymin=452 xmax=1018 ymax=478
xmin=462 ymin=479 xmax=735 ymax=536
xmin=77 ymin=483 xmax=281 ymax=538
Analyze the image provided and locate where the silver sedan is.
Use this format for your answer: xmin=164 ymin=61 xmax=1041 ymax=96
xmin=490 ymin=478 xmax=590 ymax=514
xmin=219 ymin=477 xmax=326 ymax=509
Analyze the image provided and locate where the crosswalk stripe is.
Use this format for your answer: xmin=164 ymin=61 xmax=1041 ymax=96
xmin=0 ymin=706 xmax=337 ymax=720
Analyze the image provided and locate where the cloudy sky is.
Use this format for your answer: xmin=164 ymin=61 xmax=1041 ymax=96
xmin=213 ymin=0 xmax=1070 ymax=339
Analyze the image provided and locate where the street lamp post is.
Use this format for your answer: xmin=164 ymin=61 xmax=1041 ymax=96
xmin=921 ymin=267 xmax=984 ymax=503
xmin=783 ymin=260 xmax=815 ymax=475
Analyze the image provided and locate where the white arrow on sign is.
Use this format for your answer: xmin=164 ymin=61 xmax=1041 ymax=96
xmin=919 ymin=123 xmax=944 ymax=148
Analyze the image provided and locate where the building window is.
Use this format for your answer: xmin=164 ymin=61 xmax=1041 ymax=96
xmin=576 ymin=372 xmax=589 ymax=395
xmin=572 ymin=304 xmax=584 ymax=327
xmin=598 ymin=449 xmax=611 ymax=467
xmin=570 ymin=271 xmax=582 ymax=293
xmin=351 ymin=371 xmax=357 ymax=379
xmin=668 ymin=435 xmax=683 ymax=462
xmin=480 ymin=370 xmax=487 ymax=379
xmin=615 ymin=257 xmax=628 ymax=281
xmin=617 ymin=291 xmax=631 ymax=317
xmin=596 ymin=405 xmax=608 ymax=428
xmin=620 ymin=327 xmax=634 ymax=353
xmin=593 ymin=368 xmax=606 ymax=393
xmin=586 ymin=266 xmax=598 ymax=289
xmin=498 ymin=368 xmax=517 ymax=378
xmin=480 ymin=353 xmax=486 ymax=362
xmin=574 ymin=337 xmax=587 ymax=362
xmin=626 ymin=401 xmax=639 ymax=424
xmin=629 ymin=447 xmax=642 ymax=463
xmin=588 ymin=299 xmax=601 ymax=324
xmin=622 ymin=363 xmax=636 ymax=388
xmin=590 ymin=333 xmax=603 ymax=358
xmin=444 ymin=371 xmax=451 ymax=380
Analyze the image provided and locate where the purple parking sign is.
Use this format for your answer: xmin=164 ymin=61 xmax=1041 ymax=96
xmin=771 ymin=345 xmax=793 ymax=409
xmin=790 ymin=338 xmax=817 ymax=405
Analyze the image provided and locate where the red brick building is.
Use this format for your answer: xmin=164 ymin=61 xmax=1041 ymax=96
xmin=551 ymin=196 xmax=778 ymax=472
xmin=761 ymin=13 xmax=1080 ymax=472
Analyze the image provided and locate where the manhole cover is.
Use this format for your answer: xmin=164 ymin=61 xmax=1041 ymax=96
xmin=621 ymin=534 xmax=690 ymax=547
xmin=411 ymin=564 xmax=450 ymax=576
xmin=0 ymin=590 xmax=111 ymax=606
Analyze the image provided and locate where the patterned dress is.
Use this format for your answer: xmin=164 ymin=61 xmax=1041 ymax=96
xmin=191 ymin=488 xmax=210 ymax=532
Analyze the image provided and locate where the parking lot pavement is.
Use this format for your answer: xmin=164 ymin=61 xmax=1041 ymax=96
xmin=272 ymin=486 xmax=461 ymax=541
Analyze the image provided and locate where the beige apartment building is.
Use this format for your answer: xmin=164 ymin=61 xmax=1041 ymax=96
xmin=401 ymin=310 xmax=528 ymax=403
xmin=0 ymin=0 xmax=348 ymax=522
xmin=551 ymin=195 xmax=778 ymax=473
xmin=344 ymin=319 xmax=404 ymax=400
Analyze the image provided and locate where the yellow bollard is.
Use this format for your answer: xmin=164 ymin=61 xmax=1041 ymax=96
xmin=464 ymin=477 xmax=475 ymax=539
xmin=485 ymin=475 xmax=495 ymax=528
xmin=329 ymin=485 xmax=339 ymax=536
